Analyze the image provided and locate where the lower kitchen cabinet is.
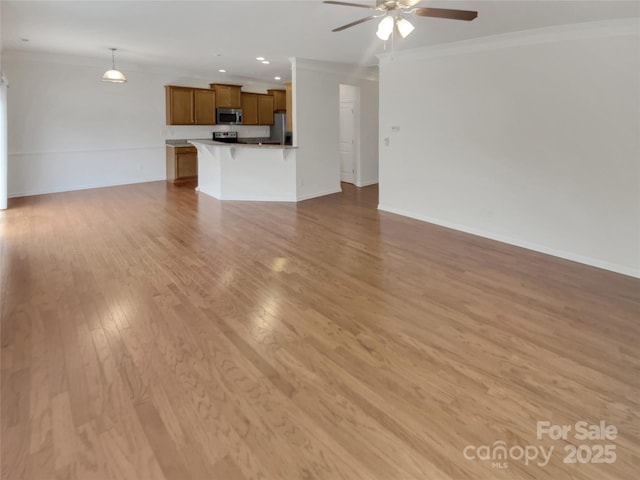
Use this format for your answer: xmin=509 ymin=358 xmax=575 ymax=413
xmin=166 ymin=146 xmax=197 ymax=182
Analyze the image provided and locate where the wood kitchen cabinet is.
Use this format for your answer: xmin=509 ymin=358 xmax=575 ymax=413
xmin=241 ymin=92 xmax=258 ymax=125
xmin=165 ymin=86 xmax=193 ymax=125
xmin=165 ymin=86 xmax=216 ymax=125
xmin=257 ymin=94 xmax=274 ymax=125
xmin=285 ymin=82 xmax=293 ymax=132
xmin=209 ymin=83 xmax=242 ymax=109
xmin=193 ymin=89 xmax=216 ymax=125
xmin=166 ymin=146 xmax=198 ymax=183
xmin=241 ymin=93 xmax=274 ymax=125
xmin=267 ymin=89 xmax=286 ymax=111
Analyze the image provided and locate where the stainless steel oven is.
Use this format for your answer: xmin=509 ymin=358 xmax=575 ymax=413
xmin=213 ymin=131 xmax=238 ymax=143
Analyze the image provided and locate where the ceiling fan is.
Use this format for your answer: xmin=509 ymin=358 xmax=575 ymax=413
xmin=325 ymin=1 xmax=478 ymax=40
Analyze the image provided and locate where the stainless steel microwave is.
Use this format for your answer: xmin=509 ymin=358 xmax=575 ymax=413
xmin=216 ymin=108 xmax=243 ymax=125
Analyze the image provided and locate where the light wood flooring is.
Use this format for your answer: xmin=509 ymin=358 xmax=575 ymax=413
xmin=1 ymin=181 xmax=638 ymax=480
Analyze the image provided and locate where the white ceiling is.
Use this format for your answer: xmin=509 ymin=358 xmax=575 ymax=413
xmin=2 ymin=0 xmax=638 ymax=83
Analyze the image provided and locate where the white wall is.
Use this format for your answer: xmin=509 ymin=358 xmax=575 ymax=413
xmin=378 ymin=19 xmax=640 ymax=277
xmin=358 ymin=78 xmax=379 ymax=187
xmin=4 ymin=51 xmax=272 ymax=197
xmin=292 ymin=58 xmax=378 ymax=200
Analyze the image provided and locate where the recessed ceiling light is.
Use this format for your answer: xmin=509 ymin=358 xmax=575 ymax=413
xmin=261 ymin=60 xmax=270 ymax=65
xmin=256 ymin=56 xmax=265 ymax=61
xmin=218 ymin=69 xmax=226 ymax=73
xmin=274 ymin=76 xmax=281 ymax=80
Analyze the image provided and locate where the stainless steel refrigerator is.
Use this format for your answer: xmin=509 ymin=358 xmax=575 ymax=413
xmin=269 ymin=112 xmax=289 ymax=145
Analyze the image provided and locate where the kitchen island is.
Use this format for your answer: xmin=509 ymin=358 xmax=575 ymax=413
xmin=188 ymin=140 xmax=297 ymax=201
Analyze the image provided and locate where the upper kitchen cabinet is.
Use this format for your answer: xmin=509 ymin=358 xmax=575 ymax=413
xmin=165 ymin=86 xmax=216 ymax=125
xmin=193 ymin=89 xmax=216 ymax=125
xmin=209 ymin=84 xmax=242 ymax=109
xmin=241 ymin=93 xmax=274 ymax=125
xmin=285 ymin=82 xmax=293 ymax=132
xmin=241 ymin=93 xmax=258 ymax=125
xmin=257 ymin=94 xmax=274 ymax=125
xmin=165 ymin=86 xmax=193 ymax=125
xmin=267 ymin=89 xmax=286 ymax=111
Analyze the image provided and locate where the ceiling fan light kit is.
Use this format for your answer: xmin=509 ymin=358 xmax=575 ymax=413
xmin=325 ymin=0 xmax=478 ymax=40
xmin=102 ymin=48 xmax=127 ymax=83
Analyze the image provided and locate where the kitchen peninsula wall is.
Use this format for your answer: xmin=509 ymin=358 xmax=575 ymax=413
xmin=164 ymin=124 xmax=269 ymax=141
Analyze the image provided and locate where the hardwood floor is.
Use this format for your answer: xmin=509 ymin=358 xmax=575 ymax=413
xmin=1 ymin=181 xmax=638 ymax=480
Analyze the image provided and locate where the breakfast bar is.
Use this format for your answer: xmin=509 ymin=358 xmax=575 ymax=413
xmin=189 ymin=140 xmax=297 ymax=202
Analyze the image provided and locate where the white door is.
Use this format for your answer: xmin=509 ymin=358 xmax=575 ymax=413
xmin=340 ymin=102 xmax=356 ymax=184
xmin=0 ymin=76 xmax=7 ymax=209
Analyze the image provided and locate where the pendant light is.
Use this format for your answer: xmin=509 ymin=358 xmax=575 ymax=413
xmin=102 ymin=48 xmax=127 ymax=83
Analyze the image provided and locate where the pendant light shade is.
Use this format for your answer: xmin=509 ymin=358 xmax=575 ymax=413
xmin=376 ymin=15 xmax=394 ymax=41
xmin=102 ymin=48 xmax=127 ymax=83
xmin=396 ymin=18 xmax=415 ymax=38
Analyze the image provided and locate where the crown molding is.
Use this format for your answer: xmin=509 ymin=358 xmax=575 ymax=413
xmin=1 ymin=49 xmax=288 ymax=89
xmin=378 ymin=18 xmax=639 ymax=65
xmin=291 ymin=57 xmax=379 ymax=81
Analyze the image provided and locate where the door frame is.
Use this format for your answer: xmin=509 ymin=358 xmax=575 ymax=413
xmin=339 ymin=84 xmax=361 ymax=186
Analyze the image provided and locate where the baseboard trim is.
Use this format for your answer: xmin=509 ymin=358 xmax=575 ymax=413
xmin=9 ymin=177 xmax=165 ymax=199
xmin=297 ymin=187 xmax=342 ymax=202
xmin=377 ymin=204 xmax=640 ymax=279
xmin=356 ymin=179 xmax=379 ymax=187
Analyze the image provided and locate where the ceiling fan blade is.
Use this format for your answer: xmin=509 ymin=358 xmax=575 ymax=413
xmin=413 ymin=7 xmax=478 ymax=21
xmin=324 ymin=1 xmax=377 ymax=9
xmin=332 ymin=15 xmax=380 ymax=32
